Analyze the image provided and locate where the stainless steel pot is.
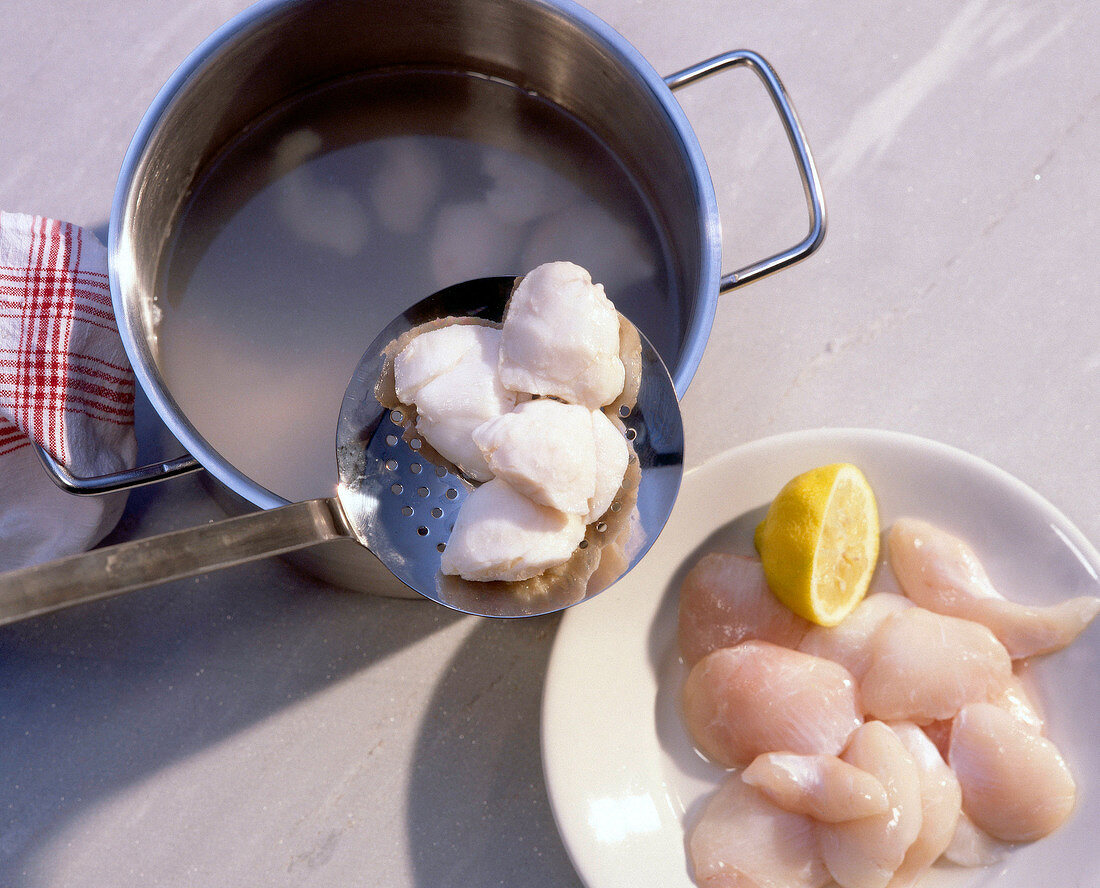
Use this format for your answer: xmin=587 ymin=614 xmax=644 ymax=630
xmin=40 ymin=0 xmax=825 ymax=596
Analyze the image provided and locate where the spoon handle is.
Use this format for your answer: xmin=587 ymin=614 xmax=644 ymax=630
xmin=0 ymin=498 xmax=351 ymax=627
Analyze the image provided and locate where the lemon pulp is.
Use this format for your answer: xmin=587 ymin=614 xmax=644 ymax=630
xmin=754 ymin=463 xmax=879 ymax=626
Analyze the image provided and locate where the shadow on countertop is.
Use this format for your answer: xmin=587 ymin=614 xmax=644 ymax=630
xmin=406 ymin=615 xmax=584 ymax=888
xmin=0 ymin=379 xmax=580 ymax=886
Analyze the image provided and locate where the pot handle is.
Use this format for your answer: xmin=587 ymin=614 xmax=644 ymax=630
xmin=665 ymin=50 xmax=826 ymax=291
xmin=34 ymin=442 xmax=203 ymax=495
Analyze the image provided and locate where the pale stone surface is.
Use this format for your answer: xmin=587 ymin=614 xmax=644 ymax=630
xmin=0 ymin=0 xmax=1096 ymax=886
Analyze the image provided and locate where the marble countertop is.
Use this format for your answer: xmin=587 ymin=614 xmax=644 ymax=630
xmin=1 ymin=0 xmax=1097 ymax=885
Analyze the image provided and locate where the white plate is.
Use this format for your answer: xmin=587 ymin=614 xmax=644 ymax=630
xmin=542 ymin=428 xmax=1100 ymax=888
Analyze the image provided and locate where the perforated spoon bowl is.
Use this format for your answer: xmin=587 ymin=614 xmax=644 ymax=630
xmin=0 ymin=277 xmax=684 ymax=625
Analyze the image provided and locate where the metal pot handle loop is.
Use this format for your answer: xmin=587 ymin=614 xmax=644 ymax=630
xmin=665 ymin=50 xmax=826 ymax=291
xmin=35 ymin=443 xmax=203 ymax=495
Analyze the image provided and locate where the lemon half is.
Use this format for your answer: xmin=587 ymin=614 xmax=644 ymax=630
xmin=753 ymin=463 xmax=880 ymax=626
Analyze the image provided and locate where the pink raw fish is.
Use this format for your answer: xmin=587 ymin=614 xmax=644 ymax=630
xmin=948 ymin=702 xmax=1077 ymax=842
xmin=888 ymin=518 xmax=1100 ymax=659
xmin=741 ymin=752 xmax=889 ymax=822
xmin=678 ymin=553 xmax=810 ymax=667
xmin=798 ymin=592 xmax=912 ymax=681
xmin=860 ymin=607 xmax=1012 ymax=723
xmin=682 ymin=641 xmax=863 ymax=768
xmin=991 ymin=670 xmax=1046 ymax=734
xmin=885 ymin=722 xmax=962 ymax=888
xmin=688 ymin=774 xmax=831 ymax=888
xmin=818 ymin=721 xmax=924 ymax=888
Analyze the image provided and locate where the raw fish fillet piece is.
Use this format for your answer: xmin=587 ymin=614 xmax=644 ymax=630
xmin=941 ymin=810 xmax=1010 ymax=867
xmin=681 ymin=641 xmax=862 ymax=768
xmin=688 ymin=774 xmax=831 ymax=888
xmin=860 ymin=607 xmax=1012 ymax=723
xmin=741 ymin=752 xmax=889 ymax=822
xmin=884 ymin=722 xmax=962 ymax=888
xmin=439 ymin=477 xmax=585 ymax=581
xmin=498 ymin=261 xmax=625 ymax=408
xmin=888 ymin=518 xmax=1100 ymax=658
xmin=948 ymin=702 xmax=1076 ymax=842
xmin=393 ymin=323 xmax=521 ymax=481
xmin=818 ymin=721 xmax=923 ymax=888
xmin=798 ymin=592 xmax=912 ymax=681
xmin=990 ymin=669 xmax=1045 ymax=734
xmin=678 ymin=554 xmax=810 ymax=666
xmin=930 ymin=664 xmax=1046 ymax=750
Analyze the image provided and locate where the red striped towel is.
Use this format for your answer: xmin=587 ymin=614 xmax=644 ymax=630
xmin=0 ymin=212 xmax=137 ymax=570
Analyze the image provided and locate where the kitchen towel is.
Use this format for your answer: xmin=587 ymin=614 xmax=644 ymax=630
xmin=0 ymin=212 xmax=137 ymax=571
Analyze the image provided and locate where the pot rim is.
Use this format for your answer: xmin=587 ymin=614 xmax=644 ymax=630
xmin=108 ymin=0 xmax=722 ymax=511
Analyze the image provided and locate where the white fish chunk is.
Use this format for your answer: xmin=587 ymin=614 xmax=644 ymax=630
xmin=428 ymin=200 xmax=517 ymax=289
xmin=472 ymin=400 xmax=629 ymax=520
xmin=520 ymin=203 xmax=656 ymax=292
xmin=677 ymin=554 xmax=810 ymax=667
xmin=688 ymin=774 xmax=831 ymax=888
xmin=394 ymin=324 xmax=521 ymax=481
xmin=368 ymin=137 xmax=441 ymax=234
xmin=681 ymin=641 xmax=863 ymax=768
xmin=585 ymin=407 xmax=629 ymax=523
xmin=498 ymin=261 xmax=625 ymax=408
xmin=439 ymin=477 xmax=585 ymax=582
xmin=741 ymin=752 xmax=889 ymax=823
xmin=818 ymin=721 xmax=924 ymax=888
xmin=860 ymin=607 xmax=1012 ymax=723
xmin=948 ymin=702 xmax=1077 ymax=842
xmin=472 ymin=399 xmax=597 ymax=514
xmin=798 ymin=592 xmax=912 ymax=682
xmin=888 ymin=517 xmax=1100 ymax=658
xmin=885 ymin=722 xmax=962 ymax=888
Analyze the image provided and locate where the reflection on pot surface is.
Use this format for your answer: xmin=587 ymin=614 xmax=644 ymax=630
xmin=158 ymin=69 xmax=677 ymax=503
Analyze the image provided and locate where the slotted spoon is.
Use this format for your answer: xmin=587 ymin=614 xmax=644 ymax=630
xmin=0 ymin=276 xmax=684 ymax=624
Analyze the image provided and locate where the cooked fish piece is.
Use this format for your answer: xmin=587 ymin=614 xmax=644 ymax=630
xmin=677 ymin=554 xmax=810 ymax=667
xmin=888 ymin=517 xmax=1100 ymax=658
xmin=498 ymin=261 xmax=625 ymax=408
xmin=471 ymin=399 xmax=629 ymax=522
xmin=688 ymin=774 xmax=831 ymax=888
xmin=585 ymin=407 xmax=629 ymax=523
xmin=394 ymin=323 xmax=521 ymax=481
xmin=472 ymin=399 xmax=597 ymax=514
xmin=682 ymin=640 xmax=863 ymax=768
xmin=439 ymin=477 xmax=585 ymax=582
